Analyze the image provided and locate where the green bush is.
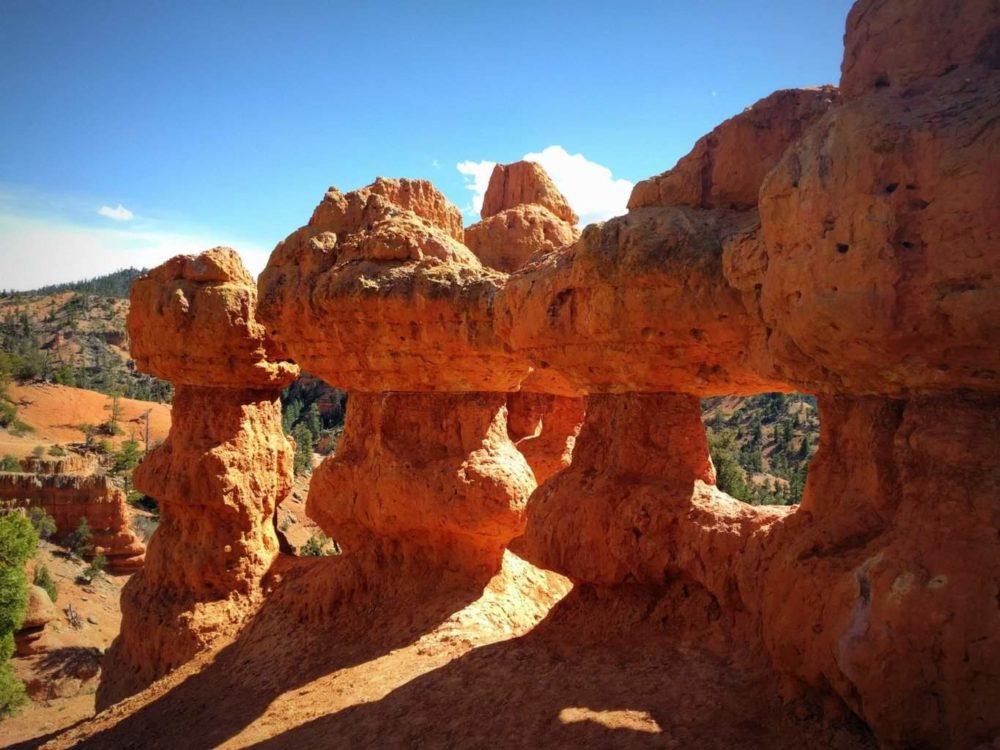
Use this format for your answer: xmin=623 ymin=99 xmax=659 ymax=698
xmin=81 ymin=553 xmax=107 ymax=581
xmin=33 ymin=564 xmax=57 ymax=603
xmin=31 ymin=445 xmax=45 ymax=459
xmin=300 ymin=533 xmax=335 ymax=557
xmin=0 ymin=455 xmax=20 ymax=472
xmin=66 ymin=517 xmax=92 ymax=559
xmin=0 ymin=513 xmax=37 ymax=718
xmin=47 ymin=444 xmax=66 ymax=457
xmin=0 ymin=635 xmax=26 ymax=718
xmin=27 ymin=508 xmax=56 ymax=541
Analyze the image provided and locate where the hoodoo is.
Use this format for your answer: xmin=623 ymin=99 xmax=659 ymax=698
xmin=98 ymin=248 xmax=299 ymax=708
xmin=65 ymin=1 xmax=1000 ymax=747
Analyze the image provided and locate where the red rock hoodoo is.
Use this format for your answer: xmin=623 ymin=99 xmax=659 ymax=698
xmin=85 ymin=2 xmax=1000 ymax=747
xmin=98 ymin=248 xmax=298 ymax=708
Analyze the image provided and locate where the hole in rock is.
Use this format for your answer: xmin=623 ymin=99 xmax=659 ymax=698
xmin=701 ymin=393 xmax=818 ymax=506
xmin=835 ymin=243 xmax=850 ymax=254
xmin=277 ymin=373 xmax=348 ymax=557
xmin=884 ymin=183 xmax=899 ymax=194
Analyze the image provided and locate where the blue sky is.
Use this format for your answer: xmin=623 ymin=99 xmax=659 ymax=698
xmin=0 ymin=0 xmax=852 ymax=289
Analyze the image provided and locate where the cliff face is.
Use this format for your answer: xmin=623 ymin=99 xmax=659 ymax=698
xmin=89 ymin=1 xmax=1000 ymax=747
xmin=0 ymin=472 xmax=145 ymax=573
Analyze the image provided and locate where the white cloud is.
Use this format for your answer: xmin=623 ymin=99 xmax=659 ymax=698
xmin=523 ymin=146 xmax=633 ymax=227
xmin=97 ymin=203 xmax=134 ymax=221
xmin=457 ymin=146 xmax=632 ymax=227
xmin=0 ymin=211 xmax=270 ymax=290
xmin=456 ymin=159 xmax=496 ymax=217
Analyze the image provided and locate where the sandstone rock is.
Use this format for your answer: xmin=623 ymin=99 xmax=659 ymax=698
xmin=102 ymin=249 xmax=295 ymax=709
xmin=465 ymin=204 xmax=578 ymax=273
xmin=465 ymin=160 xmax=580 ymax=273
xmin=629 ymin=88 xmax=839 ymax=212
xmin=505 ymin=392 xmax=585 ymax=484
xmin=480 ymin=161 xmax=578 ymax=225
xmin=758 ymin=45 xmax=1000 ymax=396
xmin=308 ymin=392 xmax=534 ymax=574
xmin=0 ymin=474 xmax=145 ymax=573
xmin=129 ymin=247 xmax=299 ymax=389
xmin=14 ymin=585 xmax=57 ymax=656
xmin=497 ymin=207 xmax=783 ymax=395
xmin=741 ymin=393 xmax=1000 ymax=749
xmin=840 ymin=0 xmax=1000 ymax=100
xmin=514 ymin=393 xmax=787 ymax=599
xmin=259 ymin=181 xmax=529 ymax=392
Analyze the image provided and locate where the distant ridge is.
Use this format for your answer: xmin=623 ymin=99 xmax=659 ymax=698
xmin=4 ymin=267 xmax=148 ymax=300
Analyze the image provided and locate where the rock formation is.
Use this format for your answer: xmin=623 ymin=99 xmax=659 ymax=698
xmin=259 ymin=179 xmax=535 ymax=576
xmin=0 ymin=473 xmax=145 ymax=573
xmin=86 ymin=1 xmax=1000 ymax=746
xmin=98 ymin=248 xmax=298 ymax=708
xmin=463 ymin=160 xmax=586 ymax=484
xmin=465 ymin=161 xmax=580 ymax=273
xmin=13 ymin=585 xmax=56 ymax=656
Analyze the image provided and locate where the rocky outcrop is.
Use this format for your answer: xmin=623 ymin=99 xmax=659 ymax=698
xmin=258 ymin=178 xmax=528 ymax=392
xmin=14 ymin=585 xmax=56 ymax=656
xmin=19 ymin=452 xmax=98 ymax=475
xmin=480 ymin=161 xmax=578 ymax=225
xmin=99 ymin=248 xmax=297 ymax=708
xmin=259 ymin=182 xmax=537 ymax=576
xmin=465 ymin=161 xmax=580 ymax=273
xmin=0 ymin=473 xmax=145 ymax=573
xmin=88 ymin=2 xmax=1000 ymax=746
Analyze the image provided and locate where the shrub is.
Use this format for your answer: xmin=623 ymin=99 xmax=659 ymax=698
xmin=27 ymin=508 xmax=56 ymax=540
xmin=0 ymin=513 xmax=37 ymax=718
xmin=33 ymin=565 xmax=57 ymax=603
xmin=300 ymin=533 xmax=336 ymax=557
xmin=80 ymin=553 xmax=107 ymax=582
xmin=47 ymin=444 xmax=66 ymax=457
xmin=66 ymin=517 xmax=92 ymax=558
xmin=31 ymin=445 xmax=45 ymax=459
xmin=8 ymin=420 xmax=33 ymax=437
xmin=0 ymin=455 xmax=20 ymax=472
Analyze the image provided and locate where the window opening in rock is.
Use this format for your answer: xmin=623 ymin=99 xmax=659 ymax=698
xmin=277 ymin=374 xmax=347 ymax=556
xmin=701 ymin=392 xmax=818 ymax=506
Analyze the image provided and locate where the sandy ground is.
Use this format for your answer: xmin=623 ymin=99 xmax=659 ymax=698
xmin=0 ymin=384 xmax=171 ymax=459
xmin=3 ymin=542 xmax=128 ymax=748
xmin=25 ymin=553 xmax=875 ymax=750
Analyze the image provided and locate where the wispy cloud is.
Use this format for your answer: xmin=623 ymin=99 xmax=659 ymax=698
xmin=457 ymin=146 xmax=632 ymax=227
xmin=0 ymin=190 xmax=268 ymax=290
xmin=97 ymin=203 xmax=134 ymax=221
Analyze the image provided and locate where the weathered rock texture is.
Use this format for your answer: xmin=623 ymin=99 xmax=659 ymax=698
xmin=629 ymin=87 xmax=840 ymax=212
xmin=495 ymin=2 xmax=1000 ymax=746
xmin=89 ymin=2 xmax=1000 ymax=746
xmin=505 ymin=392 xmax=584 ymax=484
xmin=100 ymin=248 xmax=297 ymax=709
xmin=14 ymin=585 xmax=56 ymax=656
xmin=481 ymin=161 xmax=578 ymax=225
xmin=258 ymin=178 xmax=527 ymax=392
xmin=259 ymin=182 xmax=538 ymax=577
xmin=465 ymin=161 xmax=580 ymax=273
xmin=309 ymin=392 xmax=534 ymax=574
xmin=0 ymin=473 xmax=145 ymax=573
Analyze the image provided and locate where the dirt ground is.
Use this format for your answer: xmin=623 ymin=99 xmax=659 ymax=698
xmin=0 ymin=383 xmax=171 ymax=459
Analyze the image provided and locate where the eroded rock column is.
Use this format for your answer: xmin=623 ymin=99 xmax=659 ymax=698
xmin=735 ymin=1 xmax=1000 ymax=743
xmin=258 ymin=179 xmax=536 ymax=580
xmin=99 ymin=248 xmax=298 ymax=708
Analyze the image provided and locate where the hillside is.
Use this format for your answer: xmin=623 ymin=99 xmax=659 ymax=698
xmin=0 ymin=383 xmax=172 ymax=459
xmin=702 ymin=393 xmax=819 ymax=505
xmin=0 ymin=285 xmax=171 ymax=403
